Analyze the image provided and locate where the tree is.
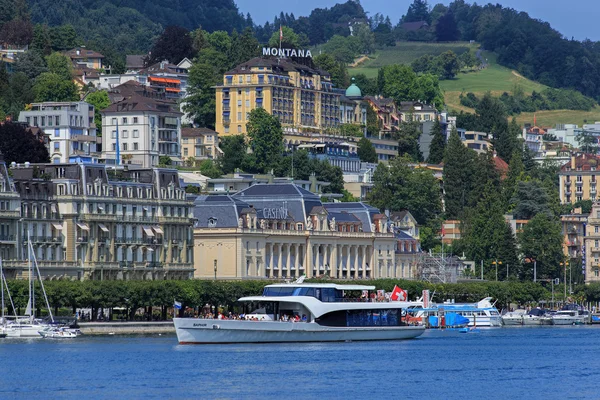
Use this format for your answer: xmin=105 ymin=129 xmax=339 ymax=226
xmin=357 ymin=137 xmax=378 ymax=163
xmin=354 ymin=24 xmax=376 ymax=54
xmin=0 ymin=122 xmax=49 ymax=164
xmin=476 ymin=92 xmax=508 ymax=134
xmin=85 ymin=91 xmax=110 ymax=136
xmin=218 ymin=135 xmax=247 ymax=174
xmin=198 ymin=159 xmax=222 ymax=178
xmin=397 ymin=118 xmax=422 ymax=162
xmin=4 ymin=72 xmax=34 ymax=118
xmin=435 ymin=51 xmax=460 ymax=79
xmin=427 ymin=118 xmax=445 ymax=164
xmin=13 ymin=49 xmax=47 ymax=80
xmin=146 ymin=25 xmax=194 ymax=65
xmin=459 ymin=183 xmax=519 ymax=279
xmin=316 ymin=161 xmax=344 ymax=194
xmin=45 ymin=52 xmax=72 ymax=81
xmin=518 ymin=213 xmax=564 ymax=281
xmin=229 ymin=28 xmax=260 ymax=67
xmin=367 ymin=156 xmax=442 ymax=225
xmin=313 ymin=53 xmax=349 ymax=89
xmin=494 ymin=118 xmax=521 ymax=163
xmin=33 ymin=72 xmax=79 ymax=102
xmin=443 ymin=127 xmax=477 ymax=219
xmin=512 ymin=180 xmax=552 ymax=220
xmin=502 ymin=150 xmax=525 ymax=212
xmin=435 ymin=11 xmax=460 ymax=41
xmin=268 ymin=26 xmax=300 ymax=49
xmin=48 ymin=25 xmax=78 ymax=51
xmin=0 ymin=18 xmax=33 ymax=46
xmin=576 ymin=130 xmax=599 ymax=154
xmin=158 ymin=156 xmax=172 ymax=167
xmin=404 ymin=0 xmax=431 ymax=23
xmin=184 ymin=48 xmax=229 ymax=128
xmin=246 ymin=108 xmax=284 ymax=174
xmin=31 ymin=24 xmax=52 ymax=55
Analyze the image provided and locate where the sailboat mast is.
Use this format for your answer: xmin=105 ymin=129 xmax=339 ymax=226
xmin=28 ymin=231 xmax=34 ymax=321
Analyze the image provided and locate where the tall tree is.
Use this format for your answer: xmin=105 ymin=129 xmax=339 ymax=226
xmin=443 ymin=127 xmax=477 ymax=219
xmin=246 ymin=108 xmax=284 ymax=174
xmin=146 ymin=25 xmax=194 ymax=65
xmin=435 ymin=11 xmax=460 ymax=41
xmin=45 ymin=52 xmax=73 ymax=81
xmin=502 ymin=150 xmax=525 ymax=212
xmin=397 ymin=118 xmax=422 ymax=162
xmin=518 ymin=213 xmax=564 ymax=281
xmin=13 ymin=50 xmax=47 ymax=80
xmin=268 ymin=26 xmax=300 ymax=49
xmin=493 ymin=117 xmax=521 ymax=162
xmin=427 ymin=118 xmax=445 ymax=164
xmin=459 ymin=183 xmax=519 ymax=279
xmin=0 ymin=122 xmax=49 ymax=164
xmin=404 ymin=0 xmax=431 ymax=23
xmin=218 ymin=135 xmax=247 ymax=174
xmin=367 ymin=156 xmax=442 ymax=225
xmin=33 ymin=72 xmax=79 ymax=102
xmin=313 ymin=53 xmax=350 ymax=89
xmin=85 ymin=91 xmax=110 ymax=136
xmin=512 ymin=180 xmax=552 ymax=220
xmin=357 ymin=137 xmax=378 ymax=163
xmin=476 ymin=92 xmax=508 ymax=134
xmin=229 ymin=28 xmax=260 ymax=67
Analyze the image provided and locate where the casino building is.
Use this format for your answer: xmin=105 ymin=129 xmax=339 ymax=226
xmin=192 ymin=183 xmax=420 ymax=280
xmin=215 ymin=57 xmax=341 ymax=137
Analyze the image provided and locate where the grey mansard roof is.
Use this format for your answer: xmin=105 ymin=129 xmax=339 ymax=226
xmin=193 ymin=195 xmax=249 ymax=228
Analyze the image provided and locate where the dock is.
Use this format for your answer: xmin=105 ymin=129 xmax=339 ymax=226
xmin=78 ymin=321 xmax=175 ymax=335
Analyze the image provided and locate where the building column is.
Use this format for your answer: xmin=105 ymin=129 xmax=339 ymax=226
xmin=361 ymin=245 xmax=367 ymax=278
xmin=306 ymin=242 xmax=313 ymax=278
xmin=285 ymin=243 xmax=291 ymax=277
xmin=268 ymin=243 xmax=274 ymax=278
xmin=353 ymin=245 xmax=359 ymax=278
xmin=276 ymin=243 xmax=282 ymax=277
xmin=333 ymin=244 xmax=339 ymax=278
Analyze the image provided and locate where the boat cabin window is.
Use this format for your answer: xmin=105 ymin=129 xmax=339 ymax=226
xmin=262 ymin=286 xmax=343 ymax=302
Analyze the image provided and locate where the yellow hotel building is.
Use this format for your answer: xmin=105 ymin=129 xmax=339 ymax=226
xmin=215 ymin=57 xmax=341 ymax=137
xmin=559 ymin=154 xmax=600 ymax=204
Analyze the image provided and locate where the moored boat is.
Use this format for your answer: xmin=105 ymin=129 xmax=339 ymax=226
xmin=174 ymin=281 xmax=425 ymax=344
xmin=502 ymin=310 xmax=526 ymax=326
xmin=552 ymin=310 xmax=586 ymax=325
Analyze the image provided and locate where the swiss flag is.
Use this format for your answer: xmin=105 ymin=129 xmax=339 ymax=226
xmin=390 ymin=285 xmax=408 ymax=301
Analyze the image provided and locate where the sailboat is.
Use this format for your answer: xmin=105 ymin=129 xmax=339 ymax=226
xmin=4 ymin=235 xmax=54 ymax=338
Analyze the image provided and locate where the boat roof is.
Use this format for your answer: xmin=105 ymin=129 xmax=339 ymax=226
xmin=265 ymin=283 xmax=376 ymax=291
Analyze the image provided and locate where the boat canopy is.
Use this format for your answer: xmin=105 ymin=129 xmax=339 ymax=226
xmin=264 ymin=283 xmax=376 ymax=291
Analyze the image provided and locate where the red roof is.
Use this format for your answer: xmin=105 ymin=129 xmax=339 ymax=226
xmin=493 ymin=154 xmax=509 ymax=179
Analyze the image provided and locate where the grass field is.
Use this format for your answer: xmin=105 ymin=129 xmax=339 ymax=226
xmin=349 ymin=44 xmax=600 ymax=126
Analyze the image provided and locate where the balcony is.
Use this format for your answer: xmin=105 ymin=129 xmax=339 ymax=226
xmin=77 ymin=236 xmax=89 ymax=243
xmin=158 ymin=216 xmax=191 ymax=224
xmin=223 ymin=118 xmax=230 ymax=124
xmin=0 ymin=210 xmax=21 ymax=218
xmin=0 ymin=235 xmax=15 ymax=241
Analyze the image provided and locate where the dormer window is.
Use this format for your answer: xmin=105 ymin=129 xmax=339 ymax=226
xmin=208 ymin=218 xmax=217 ymax=228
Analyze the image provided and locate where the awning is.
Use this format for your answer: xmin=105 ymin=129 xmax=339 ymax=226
xmin=165 ymin=87 xmax=181 ymax=92
xmin=52 ymin=223 xmax=63 ymax=230
xmin=98 ymin=206 xmax=104 ymax=211
xmin=98 ymin=223 xmax=109 ymax=233
xmin=143 ymin=226 xmax=155 ymax=237
xmin=153 ymin=226 xmax=164 ymax=235
xmin=149 ymin=76 xmax=167 ymax=83
xmin=76 ymin=222 xmax=89 ymax=231
xmin=145 ymin=247 xmax=154 ymax=252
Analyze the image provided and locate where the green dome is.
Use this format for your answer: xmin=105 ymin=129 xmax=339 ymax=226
xmin=345 ymin=79 xmax=362 ymax=98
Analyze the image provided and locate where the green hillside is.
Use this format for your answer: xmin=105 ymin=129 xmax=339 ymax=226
xmin=351 ymin=45 xmax=600 ymax=127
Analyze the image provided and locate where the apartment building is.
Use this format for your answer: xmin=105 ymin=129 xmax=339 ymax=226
xmin=181 ymin=127 xmax=220 ymax=163
xmin=0 ymin=161 xmax=194 ymax=280
xmin=559 ymin=154 xmax=600 ymax=204
xmin=18 ymin=102 xmax=99 ymax=164
xmin=101 ymin=87 xmax=183 ymax=167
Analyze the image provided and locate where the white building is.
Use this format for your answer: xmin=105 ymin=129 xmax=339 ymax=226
xmin=101 ymin=93 xmax=183 ymax=168
xmin=18 ymin=102 xmax=99 ymax=164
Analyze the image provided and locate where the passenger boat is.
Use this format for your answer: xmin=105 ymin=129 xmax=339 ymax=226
xmin=409 ymin=298 xmax=502 ymax=327
xmin=174 ymin=281 xmax=425 ymax=344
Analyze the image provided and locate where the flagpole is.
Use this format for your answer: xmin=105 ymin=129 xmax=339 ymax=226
xmin=115 ymin=119 xmax=120 ymax=166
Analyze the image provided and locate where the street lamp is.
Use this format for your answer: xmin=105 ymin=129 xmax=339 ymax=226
xmin=492 ymin=260 xmax=502 ymax=281
xmin=213 ymin=259 xmax=217 ymax=281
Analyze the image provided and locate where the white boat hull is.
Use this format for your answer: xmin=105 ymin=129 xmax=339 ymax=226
xmin=501 ymin=316 xmax=523 ymax=326
xmin=5 ymin=324 xmax=47 ymax=338
xmin=174 ymin=318 xmax=425 ymax=344
xmin=465 ymin=316 xmax=502 ymax=327
xmin=522 ymin=316 xmax=544 ymax=325
xmin=552 ymin=316 xmax=586 ymax=325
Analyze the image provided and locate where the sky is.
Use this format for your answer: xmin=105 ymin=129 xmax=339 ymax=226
xmin=236 ymin=0 xmax=599 ymax=41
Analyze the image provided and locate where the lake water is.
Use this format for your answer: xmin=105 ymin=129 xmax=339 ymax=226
xmin=1 ymin=326 xmax=599 ymax=400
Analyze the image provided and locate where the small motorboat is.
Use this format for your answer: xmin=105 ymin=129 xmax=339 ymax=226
xmin=502 ymin=310 xmax=526 ymax=326
xmin=39 ymin=327 xmax=78 ymax=338
xmin=523 ymin=308 xmax=548 ymax=326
